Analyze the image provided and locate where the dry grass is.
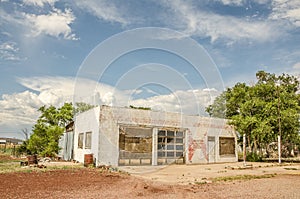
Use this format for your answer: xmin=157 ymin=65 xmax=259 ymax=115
xmin=212 ymin=173 xmax=277 ymax=182
xmin=0 ymin=152 xmax=82 ymax=173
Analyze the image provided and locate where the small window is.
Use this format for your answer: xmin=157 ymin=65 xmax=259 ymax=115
xmin=219 ymin=137 xmax=235 ymax=156
xmin=85 ymin=132 xmax=92 ymax=149
xmin=78 ymin=133 xmax=84 ymax=149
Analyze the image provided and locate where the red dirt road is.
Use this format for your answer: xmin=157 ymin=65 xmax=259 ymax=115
xmin=1 ymin=168 xmax=300 ymax=199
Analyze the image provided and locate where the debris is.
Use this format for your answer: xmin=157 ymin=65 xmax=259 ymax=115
xmin=35 ymin=164 xmax=47 ymax=169
xmin=20 ymin=161 xmax=28 ymax=166
xmin=39 ymin=157 xmax=51 ymax=163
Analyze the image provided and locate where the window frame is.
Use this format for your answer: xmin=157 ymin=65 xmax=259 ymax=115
xmin=219 ymin=137 xmax=235 ymax=156
xmin=85 ymin=131 xmax=92 ymax=149
xmin=78 ymin=133 xmax=84 ymax=149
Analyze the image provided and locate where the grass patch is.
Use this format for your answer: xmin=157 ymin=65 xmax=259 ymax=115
xmin=284 ymin=167 xmax=298 ymax=170
xmin=0 ymin=159 xmax=22 ymax=164
xmin=0 ymin=161 xmax=22 ymax=173
xmin=195 ymin=181 xmax=207 ymax=185
xmin=0 ymin=159 xmax=83 ymax=174
xmin=213 ymin=173 xmax=277 ymax=182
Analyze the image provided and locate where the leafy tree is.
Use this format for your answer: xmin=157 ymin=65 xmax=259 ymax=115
xmin=27 ymin=103 xmax=74 ymax=157
xmin=206 ymin=71 xmax=300 ymax=157
xmin=74 ymin=102 xmax=96 ymax=114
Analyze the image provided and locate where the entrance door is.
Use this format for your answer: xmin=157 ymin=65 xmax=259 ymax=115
xmin=208 ymin=136 xmax=216 ymax=163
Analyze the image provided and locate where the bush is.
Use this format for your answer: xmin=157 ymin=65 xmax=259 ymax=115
xmin=246 ymin=152 xmax=263 ymax=162
xmin=16 ymin=141 xmax=32 ymax=156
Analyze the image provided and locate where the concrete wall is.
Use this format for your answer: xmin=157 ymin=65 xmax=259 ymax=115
xmin=97 ymin=106 xmax=237 ymax=166
xmin=73 ymin=105 xmax=237 ymax=166
xmin=74 ymin=107 xmax=100 ymax=164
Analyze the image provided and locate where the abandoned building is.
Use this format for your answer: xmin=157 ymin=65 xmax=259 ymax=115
xmin=58 ymin=121 xmax=74 ymax=161
xmin=62 ymin=105 xmax=237 ymax=166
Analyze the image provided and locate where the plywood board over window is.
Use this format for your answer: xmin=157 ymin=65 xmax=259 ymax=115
xmin=78 ymin=133 xmax=84 ymax=149
xmin=85 ymin=132 xmax=92 ymax=149
xmin=119 ymin=126 xmax=152 ymax=166
xmin=219 ymin=137 xmax=235 ymax=156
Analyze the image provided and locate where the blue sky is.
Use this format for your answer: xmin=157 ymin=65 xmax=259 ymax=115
xmin=0 ymin=0 xmax=299 ymax=139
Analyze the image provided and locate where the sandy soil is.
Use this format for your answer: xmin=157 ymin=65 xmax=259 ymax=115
xmin=123 ymin=162 xmax=300 ymax=184
xmin=1 ymin=162 xmax=300 ymax=199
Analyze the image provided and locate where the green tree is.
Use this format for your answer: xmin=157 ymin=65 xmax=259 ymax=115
xmin=74 ymin=102 xmax=96 ymax=114
xmin=27 ymin=103 xmax=74 ymax=157
xmin=206 ymin=71 xmax=300 ymax=157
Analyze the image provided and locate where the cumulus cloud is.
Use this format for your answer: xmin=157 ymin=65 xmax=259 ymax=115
xmin=24 ymin=8 xmax=77 ymax=40
xmin=0 ymin=76 xmax=121 ymax=135
xmin=0 ymin=76 xmax=219 ymax=137
xmin=0 ymin=1 xmax=78 ymax=40
xmin=0 ymin=91 xmax=42 ymax=127
xmin=130 ymin=89 xmax=219 ymax=115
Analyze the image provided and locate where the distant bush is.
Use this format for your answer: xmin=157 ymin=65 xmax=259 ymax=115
xmin=246 ymin=152 xmax=263 ymax=162
xmin=129 ymin=105 xmax=151 ymax=110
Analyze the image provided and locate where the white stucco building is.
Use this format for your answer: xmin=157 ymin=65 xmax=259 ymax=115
xmin=73 ymin=105 xmax=238 ymax=166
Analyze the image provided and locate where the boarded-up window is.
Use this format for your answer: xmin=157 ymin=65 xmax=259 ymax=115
xmin=78 ymin=133 xmax=84 ymax=149
xmin=219 ymin=137 xmax=235 ymax=155
xmin=118 ymin=126 xmax=152 ymax=166
xmin=85 ymin=132 xmax=92 ymax=149
xmin=119 ymin=127 xmax=152 ymax=153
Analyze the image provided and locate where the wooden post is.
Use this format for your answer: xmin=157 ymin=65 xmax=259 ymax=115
xmin=243 ymin=134 xmax=246 ymax=166
xmin=278 ymin=135 xmax=281 ymax=164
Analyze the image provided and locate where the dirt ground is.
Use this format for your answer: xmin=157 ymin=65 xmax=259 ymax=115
xmin=1 ymin=162 xmax=300 ymax=199
xmin=122 ymin=162 xmax=300 ymax=184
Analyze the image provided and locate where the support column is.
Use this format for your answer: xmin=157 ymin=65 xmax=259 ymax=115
xmin=152 ymin=128 xmax=158 ymax=166
xmin=243 ymin=134 xmax=246 ymax=166
xmin=278 ymin=135 xmax=281 ymax=164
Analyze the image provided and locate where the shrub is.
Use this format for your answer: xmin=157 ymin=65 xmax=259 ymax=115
xmin=246 ymin=152 xmax=263 ymax=162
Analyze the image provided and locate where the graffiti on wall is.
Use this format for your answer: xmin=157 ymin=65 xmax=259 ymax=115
xmin=188 ymin=132 xmax=208 ymax=163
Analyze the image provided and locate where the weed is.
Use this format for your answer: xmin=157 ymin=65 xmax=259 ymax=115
xmin=213 ymin=174 xmax=276 ymax=182
xmin=284 ymin=167 xmax=298 ymax=170
xmin=195 ymin=181 xmax=207 ymax=185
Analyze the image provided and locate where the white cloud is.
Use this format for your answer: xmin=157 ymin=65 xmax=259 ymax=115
xmin=0 ymin=76 xmax=118 ymax=136
xmin=16 ymin=76 xmax=131 ymax=107
xmin=160 ymin=0 xmax=278 ymax=43
xmin=270 ymin=0 xmax=300 ymax=27
xmin=254 ymin=0 xmax=270 ymax=4
xmin=216 ymin=0 xmax=244 ymax=6
xmin=0 ymin=41 xmax=22 ymax=61
xmin=23 ymin=0 xmax=57 ymax=7
xmin=24 ymin=8 xmax=77 ymax=40
xmin=74 ymin=0 xmax=129 ymax=25
xmin=129 ymin=89 xmax=220 ymax=115
xmin=0 ymin=91 xmax=42 ymax=126
xmin=292 ymin=62 xmax=300 ymax=69
xmin=0 ymin=76 xmax=220 ymax=137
